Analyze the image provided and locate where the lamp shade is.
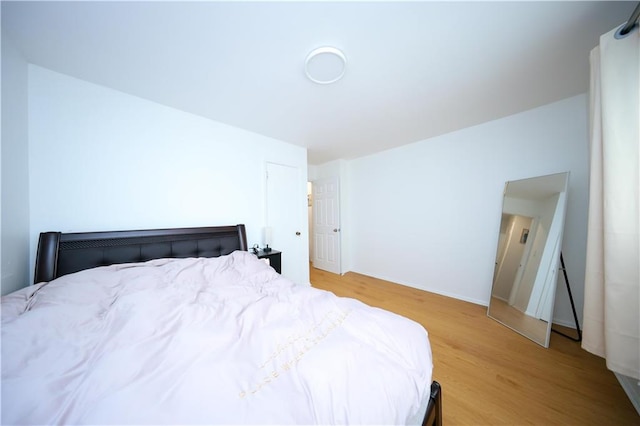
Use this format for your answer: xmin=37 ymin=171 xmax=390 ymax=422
xmin=263 ymin=227 xmax=273 ymax=246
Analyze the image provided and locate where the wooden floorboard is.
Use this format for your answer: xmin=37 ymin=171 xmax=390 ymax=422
xmin=309 ymin=266 xmax=639 ymax=425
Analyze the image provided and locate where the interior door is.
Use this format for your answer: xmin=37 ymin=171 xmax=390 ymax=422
xmin=312 ymin=177 xmax=341 ymax=274
xmin=266 ymin=162 xmax=308 ymax=285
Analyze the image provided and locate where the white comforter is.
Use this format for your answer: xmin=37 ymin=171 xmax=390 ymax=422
xmin=2 ymin=251 xmax=432 ymax=425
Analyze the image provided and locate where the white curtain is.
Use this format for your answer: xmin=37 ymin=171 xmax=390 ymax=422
xmin=583 ymin=24 xmax=639 ymax=380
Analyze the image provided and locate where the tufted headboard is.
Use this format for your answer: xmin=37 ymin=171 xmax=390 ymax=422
xmin=34 ymin=224 xmax=248 ymax=284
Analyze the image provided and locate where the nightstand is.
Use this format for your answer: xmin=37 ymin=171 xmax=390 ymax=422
xmin=254 ymin=249 xmax=282 ymax=274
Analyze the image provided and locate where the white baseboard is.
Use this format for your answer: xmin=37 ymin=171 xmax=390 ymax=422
xmin=615 ymin=372 xmax=640 ymax=416
xmin=551 ymin=318 xmax=579 ymax=329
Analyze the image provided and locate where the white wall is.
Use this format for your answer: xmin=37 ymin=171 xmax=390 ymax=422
xmin=1 ymin=32 xmax=30 ymax=296
xmin=28 ymin=66 xmax=308 ymax=284
xmin=347 ymin=94 xmax=589 ymax=327
xmin=15 ymin=62 xmax=590 ymax=327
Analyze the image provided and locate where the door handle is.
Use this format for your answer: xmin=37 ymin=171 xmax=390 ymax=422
xmin=296 ymin=231 xmax=301 ymax=236
xmin=333 ymin=228 xmax=340 ymax=232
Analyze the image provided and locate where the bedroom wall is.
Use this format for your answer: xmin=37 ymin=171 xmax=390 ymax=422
xmin=347 ymin=94 xmax=589 ymax=327
xmin=1 ymin=32 xmax=31 ymax=296
xmin=27 ymin=65 xmax=309 ymax=285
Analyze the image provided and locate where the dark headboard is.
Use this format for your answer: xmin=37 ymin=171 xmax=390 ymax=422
xmin=34 ymin=224 xmax=248 ymax=284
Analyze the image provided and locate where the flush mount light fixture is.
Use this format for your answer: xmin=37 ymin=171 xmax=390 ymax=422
xmin=304 ymin=46 xmax=347 ymax=84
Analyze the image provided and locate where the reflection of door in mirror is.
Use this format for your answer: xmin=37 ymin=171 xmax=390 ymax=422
xmin=493 ymin=214 xmax=533 ymax=304
xmin=488 ymin=172 xmax=569 ymax=348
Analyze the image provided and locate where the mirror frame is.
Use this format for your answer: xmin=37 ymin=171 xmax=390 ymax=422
xmin=487 ymin=172 xmax=570 ymax=347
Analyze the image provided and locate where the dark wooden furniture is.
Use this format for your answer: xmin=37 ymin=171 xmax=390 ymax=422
xmin=424 ymin=381 xmax=443 ymax=426
xmin=255 ymin=249 xmax=281 ymax=274
xmin=31 ymin=224 xmax=441 ymax=425
xmin=34 ymin=224 xmax=247 ymax=283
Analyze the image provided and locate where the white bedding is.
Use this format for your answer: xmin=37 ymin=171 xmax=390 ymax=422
xmin=2 ymin=251 xmax=432 ymax=424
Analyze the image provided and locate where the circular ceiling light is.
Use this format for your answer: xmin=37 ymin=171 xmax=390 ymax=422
xmin=305 ymin=46 xmax=347 ymax=84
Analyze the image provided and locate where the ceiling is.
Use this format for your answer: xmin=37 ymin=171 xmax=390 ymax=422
xmin=505 ymin=172 xmax=569 ymax=201
xmin=2 ymin=1 xmax=634 ymax=165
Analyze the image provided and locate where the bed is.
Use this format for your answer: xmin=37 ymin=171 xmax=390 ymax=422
xmin=2 ymin=224 xmax=442 ymax=425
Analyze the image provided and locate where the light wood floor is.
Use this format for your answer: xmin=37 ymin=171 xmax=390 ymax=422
xmin=309 ymin=266 xmax=639 ymax=425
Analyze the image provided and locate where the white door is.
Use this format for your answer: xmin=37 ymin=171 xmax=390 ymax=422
xmin=266 ymin=162 xmax=308 ymax=285
xmin=312 ymin=177 xmax=341 ymax=274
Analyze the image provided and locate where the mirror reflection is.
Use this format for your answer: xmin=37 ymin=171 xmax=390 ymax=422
xmin=488 ymin=172 xmax=570 ymax=347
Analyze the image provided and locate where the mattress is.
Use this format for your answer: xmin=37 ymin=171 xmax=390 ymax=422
xmin=2 ymin=251 xmax=433 ymax=424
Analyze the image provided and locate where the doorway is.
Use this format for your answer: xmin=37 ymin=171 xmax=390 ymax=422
xmin=309 ymin=177 xmax=341 ymax=274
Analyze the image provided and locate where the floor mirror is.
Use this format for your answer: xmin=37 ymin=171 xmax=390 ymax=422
xmin=488 ymin=172 xmax=570 ymax=347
